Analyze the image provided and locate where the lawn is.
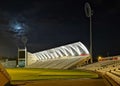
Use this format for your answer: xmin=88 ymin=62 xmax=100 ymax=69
xmin=6 ymin=68 xmax=98 ymax=81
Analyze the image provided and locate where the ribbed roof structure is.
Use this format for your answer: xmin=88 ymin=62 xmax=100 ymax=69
xmin=34 ymin=42 xmax=89 ymax=60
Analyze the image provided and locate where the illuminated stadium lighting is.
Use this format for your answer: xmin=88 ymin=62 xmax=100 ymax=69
xmin=78 ymin=42 xmax=89 ymax=54
xmin=32 ymin=42 xmax=90 ymax=61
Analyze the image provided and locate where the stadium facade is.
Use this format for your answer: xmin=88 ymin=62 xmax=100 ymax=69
xmin=26 ymin=42 xmax=92 ymax=69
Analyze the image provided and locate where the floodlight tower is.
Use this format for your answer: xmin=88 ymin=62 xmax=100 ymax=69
xmin=84 ymin=2 xmax=93 ymax=63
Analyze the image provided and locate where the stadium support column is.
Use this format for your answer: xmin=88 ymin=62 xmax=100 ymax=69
xmin=25 ymin=46 xmax=28 ymax=67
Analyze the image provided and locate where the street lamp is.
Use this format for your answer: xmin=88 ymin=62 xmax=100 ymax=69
xmin=84 ymin=2 xmax=93 ymax=63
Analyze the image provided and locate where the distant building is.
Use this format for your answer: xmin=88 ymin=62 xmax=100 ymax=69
xmin=98 ymin=55 xmax=120 ymax=62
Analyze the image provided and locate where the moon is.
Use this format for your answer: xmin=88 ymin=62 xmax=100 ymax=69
xmin=15 ymin=24 xmax=22 ymax=30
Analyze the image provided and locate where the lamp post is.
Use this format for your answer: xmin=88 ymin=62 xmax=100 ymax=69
xmin=85 ymin=2 xmax=93 ymax=63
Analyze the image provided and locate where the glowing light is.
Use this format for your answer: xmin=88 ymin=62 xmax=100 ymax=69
xmin=98 ymin=56 xmax=102 ymax=59
xmin=98 ymin=56 xmax=102 ymax=61
xmin=15 ymin=24 xmax=22 ymax=30
xmin=9 ymin=20 xmax=27 ymax=37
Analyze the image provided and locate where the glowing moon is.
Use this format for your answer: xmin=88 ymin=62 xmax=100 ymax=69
xmin=15 ymin=24 xmax=22 ymax=30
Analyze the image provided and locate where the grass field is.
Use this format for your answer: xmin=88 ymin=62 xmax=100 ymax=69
xmin=6 ymin=68 xmax=98 ymax=81
xmin=6 ymin=68 xmax=106 ymax=86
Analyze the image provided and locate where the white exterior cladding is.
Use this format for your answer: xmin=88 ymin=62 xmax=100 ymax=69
xmin=34 ymin=42 xmax=89 ymax=60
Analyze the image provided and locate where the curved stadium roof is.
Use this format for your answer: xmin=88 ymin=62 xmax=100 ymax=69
xmin=34 ymin=42 xmax=89 ymax=60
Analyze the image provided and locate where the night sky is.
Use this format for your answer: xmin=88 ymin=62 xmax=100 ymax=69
xmin=0 ymin=0 xmax=120 ymax=59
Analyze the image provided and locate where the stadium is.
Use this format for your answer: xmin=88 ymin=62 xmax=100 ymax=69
xmin=26 ymin=41 xmax=92 ymax=69
xmin=0 ymin=41 xmax=120 ymax=86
